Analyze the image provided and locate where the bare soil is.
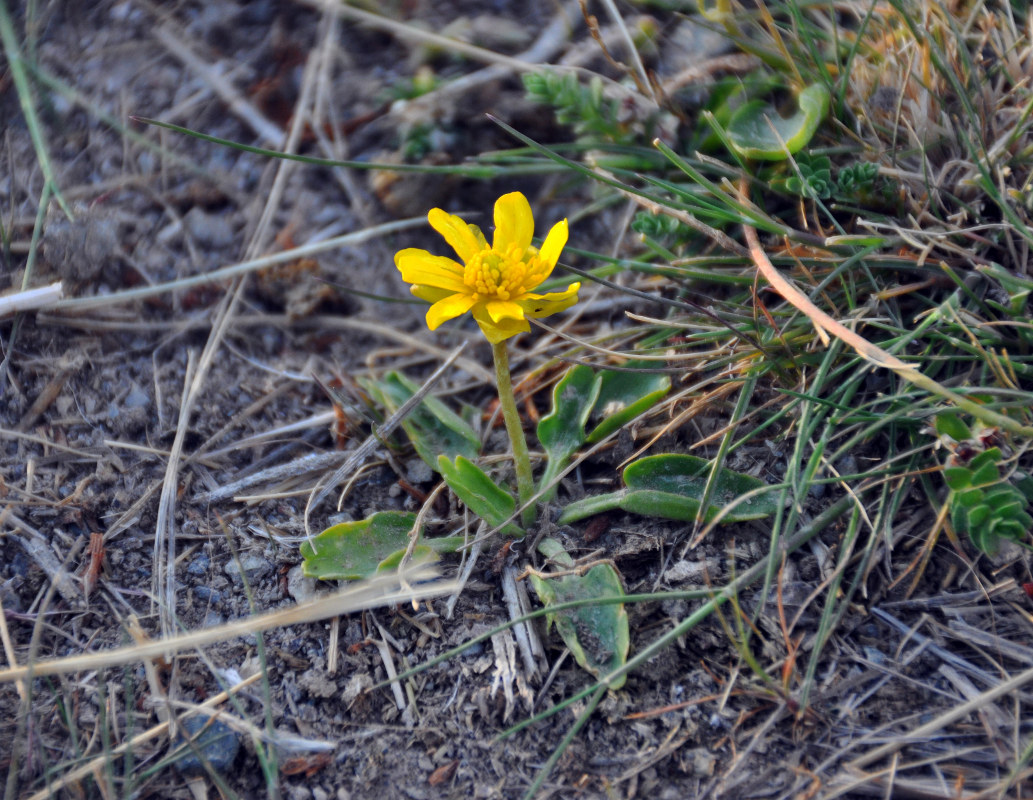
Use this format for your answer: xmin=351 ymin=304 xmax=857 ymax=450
xmin=2 ymin=2 xmax=1032 ymax=799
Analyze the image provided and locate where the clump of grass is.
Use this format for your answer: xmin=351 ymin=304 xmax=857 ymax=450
xmin=511 ymin=0 xmax=1033 ymax=795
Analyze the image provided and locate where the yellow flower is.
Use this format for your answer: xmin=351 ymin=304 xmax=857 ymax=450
xmin=395 ymin=192 xmax=580 ymax=344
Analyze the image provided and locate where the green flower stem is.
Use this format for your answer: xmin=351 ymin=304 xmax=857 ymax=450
xmin=492 ymin=341 xmax=536 ymax=528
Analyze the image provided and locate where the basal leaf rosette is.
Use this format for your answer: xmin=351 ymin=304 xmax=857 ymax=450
xmin=395 ymin=191 xmax=580 ymax=343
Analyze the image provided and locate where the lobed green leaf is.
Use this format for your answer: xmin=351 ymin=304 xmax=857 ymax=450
xmin=528 ymin=538 xmax=629 ymax=688
xmin=301 ymin=511 xmax=465 ymax=581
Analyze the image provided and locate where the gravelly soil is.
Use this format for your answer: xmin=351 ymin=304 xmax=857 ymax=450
xmin=2 ymin=2 xmax=1032 ymax=799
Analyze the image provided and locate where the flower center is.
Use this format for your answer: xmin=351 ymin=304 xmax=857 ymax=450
xmin=463 ymin=243 xmax=545 ymax=302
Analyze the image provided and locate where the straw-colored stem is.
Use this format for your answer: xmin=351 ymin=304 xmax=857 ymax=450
xmin=492 ymin=342 xmax=536 ymax=528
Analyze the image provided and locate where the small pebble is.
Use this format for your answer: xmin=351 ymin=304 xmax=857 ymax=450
xmin=173 ymin=716 xmax=240 ymax=776
xmin=124 ymin=384 xmax=150 ymax=409
xmin=224 ymin=553 xmax=273 ymax=584
xmin=187 ymin=554 xmax=210 ymax=577
xmin=193 ymin=586 xmax=222 ymax=605
xmin=183 ymin=207 xmax=236 ymax=248
xmin=287 ymin=564 xmax=323 ymax=603
xmin=405 ymin=457 xmax=433 ymax=485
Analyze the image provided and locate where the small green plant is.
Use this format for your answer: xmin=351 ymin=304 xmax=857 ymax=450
xmin=523 ymin=71 xmax=625 ymax=143
xmin=833 ymin=160 xmax=880 ymax=199
xmin=935 ymin=413 xmax=1033 ymax=555
xmin=301 ymin=192 xmax=777 ymax=690
xmin=782 ymin=152 xmax=833 ymax=200
xmin=631 ymin=210 xmax=696 ymax=242
xmin=777 ymin=154 xmax=881 ymax=201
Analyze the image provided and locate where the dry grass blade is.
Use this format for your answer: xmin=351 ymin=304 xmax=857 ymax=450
xmin=847 ymin=662 xmax=1033 ymax=772
xmin=0 ymin=562 xmax=455 ymax=682
xmin=153 ymin=351 xmax=197 ymax=639
xmin=50 ymin=219 xmax=426 ymax=312
xmin=740 ymin=190 xmax=1033 ymax=438
xmin=21 ymin=672 xmax=263 ymax=800
xmin=295 ymin=0 xmax=559 ymax=73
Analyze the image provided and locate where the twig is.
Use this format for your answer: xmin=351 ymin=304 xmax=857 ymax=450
xmin=295 ymin=0 xmax=566 ymax=73
xmin=501 ymin=564 xmax=543 ymax=680
xmin=203 ymin=451 xmax=351 ymax=504
xmin=4 ymin=514 xmax=82 ymax=607
xmin=0 ymin=282 xmax=63 ymax=318
xmin=52 ymin=218 xmax=427 ymax=312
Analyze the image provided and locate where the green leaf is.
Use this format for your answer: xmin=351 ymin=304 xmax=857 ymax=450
xmin=537 ymin=366 xmax=601 ymax=501
xmin=362 ymin=372 xmax=480 ymax=472
xmin=1014 ymin=473 xmax=1033 ymax=501
xmin=300 ymin=511 xmax=465 ymax=580
xmin=970 ymin=458 xmax=1001 ymax=488
xmin=965 ymin=505 xmax=991 ymax=530
xmin=528 ymin=538 xmax=629 ymax=688
xmin=983 ymin=485 xmax=1018 ymax=506
xmin=943 ymin=466 xmax=973 ymax=491
xmin=951 ymin=503 xmax=972 ymax=536
xmin=586 ymin=362 xmax=671 ymax=444
xmin=376 ymin=544 xmax=438 ymax=572
xmin=995 ymin=519 xmax=1027 ymax=542
xmin=956 ymin=487 xmax=985 ymax=508
xmin=969 ymin=448 xmax=1002 ymax=471
xmin=554 ymin=491 xmax=625 ymax=521
xmin=970 ymin=526 xmax=995 ymax=555
xmin=558 ymin=453 xmax=777 ymax=525
xmin=994 ymin=500 xmax=1024 ymax=520
xmin=437 ymin=455 xmax=524 ymax=537
xmin=726 ymin=84 xmax=830 ymax=161
xmin=934 ymin=412 xmax=972 ymax=442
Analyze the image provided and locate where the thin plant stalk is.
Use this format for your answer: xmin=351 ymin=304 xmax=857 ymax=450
xmin=493 ymin=341 xmax=536 ymax=527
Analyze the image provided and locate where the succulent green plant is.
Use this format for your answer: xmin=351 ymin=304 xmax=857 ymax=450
xmin=936 ymin=413 xmax=1033 ymax=555
xmin=944 ymin=448 xmax=1033 ymax=555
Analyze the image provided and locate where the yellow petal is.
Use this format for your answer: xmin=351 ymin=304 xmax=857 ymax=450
xmin=410 ymin=284 xmax=453 ymax=303
xmin=517 ymin=282 xmax=581 ymax=319
xmin=538 ymin=219 xmax=568 ymax=271
xmin=395 ymin=249 xmax=467 ymax=293
xmin=428 ymin=209 xmax=487 ymax=263
xmin=426 ymin=293 xmax=478 ymax=330
xmin=492 ymin=192 xmax=534 ymax=254
xmin=472 ymin=303 xmax=530 ymax=343
xmin=484 ymin=299 xmax=525 ymax=324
